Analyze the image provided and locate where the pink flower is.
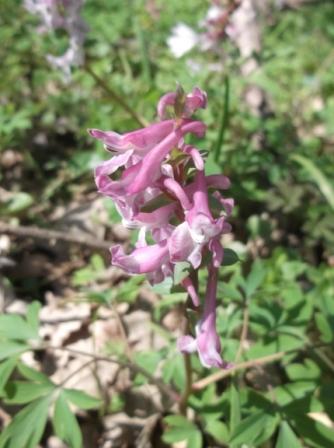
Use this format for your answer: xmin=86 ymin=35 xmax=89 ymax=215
xmin=168 ymin=171 xmax=232 ymax=268
xmin=157 ymin=87 xmax=207 ymax=120
xmin=126 ymin=120 xmax=206 ymax=195
xmin=91 ymin=86 xmax=235 ymax=368
xmin=111 ymin=240 xmax=170 ymax=280
xmin=89 ymin=120 xmax=175 ymax=155
xmin=177 ymin=265 xmax=230 ymax=368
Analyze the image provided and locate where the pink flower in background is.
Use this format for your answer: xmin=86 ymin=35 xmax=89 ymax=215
xmin=24 ymin=0 xmax=88 ymax=78
xmin=91 ymin=87 xmax=234 ymax=369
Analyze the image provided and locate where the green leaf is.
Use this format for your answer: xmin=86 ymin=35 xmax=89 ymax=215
xmin=0 ymin=341 xmax=29 ymax=361
xmin=154 ymin=292 xmax=186 ymax=320
xmin=115 ymin=275 xmax=144 ymax=303
xmin=255 ymin=414 xmax=280 ymax=445
xmin=151 ymin=276 xmax=174 ymax=295
xmin=53 ymin=392 xmax=83 ymax=448
xmin=162 ymin=354 xmax=185 ymax=390
xmin=0 ymin=395 xmax=51 ymax=448
xmin=133 ymin=351 xmax=162 ymax=386
xmin=276 ymin=421 xmax=302 ymax=448
xmin=286 ymin=359 xmax=321 ymax=381
xmin=4 ymin=380 xmax=55 ymax=404
xmin=163 ymin=415 xmax=202 ymax=448
xmin=1 ymin=192 xmax=34 ymax=215
xmin=0 ymin=358 xmax=17 ymax=395
xmin=315 ymin=313 xmax=333 ymax=343
xmin=0 ymin=314 xmax=39 ymax=341
xmin=26 ymin=301 xmax=41 ymax=334
xmin=230 ymin=381 xmax=241 ymax=435
xmin=229 ymin=411 xmax=276 ymax=445
xmin=205 ymin=152 xmax=222 ymax=176
xmin=206 ymin=420 xmax=229 ymax=445
xmin=291 ymin=154 xmax=334 ymax=210
xmin=17 ymin=363 xmax=53 ymax=384
xmin=174 ymin=261 xmax=191 ymax=285
xmin=244 ymin=259 xmax=266 ymax=298
xmin=63 ymin=388 xmax=101 ymax=410
xmin=287 ymin=414 xmax=334 ymax=448
xmin=222 ymin=248 xmax=240 ymax=267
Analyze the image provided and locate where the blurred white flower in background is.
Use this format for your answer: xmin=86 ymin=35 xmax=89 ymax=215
xmin=167 ymin=23 xmax=199 ymax=58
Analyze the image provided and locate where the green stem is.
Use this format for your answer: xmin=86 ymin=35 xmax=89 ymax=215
xmin=84 ymin=63 xmax=147 ymax=127
xmin=179 ymin=352 xmax=192 ymax=416
xmin=214 ymin=75 xmax=230 ymax=163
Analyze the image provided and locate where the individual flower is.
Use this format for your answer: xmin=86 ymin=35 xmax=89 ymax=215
xmin=168 ymin=170 xmax=232 ymax=268
xmin=178 ymin=265 xmax=230 ymax=368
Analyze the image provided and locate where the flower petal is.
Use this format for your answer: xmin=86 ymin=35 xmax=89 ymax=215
xmin=111 ymin=240 xmax=169 ymax=274
xmin=177 ymin=335 xmax=197 ymax=353
xmin=89 ymin=120 xmax=174 ymax=154
xmin=168 ymin=222 xmax=196 ymax=263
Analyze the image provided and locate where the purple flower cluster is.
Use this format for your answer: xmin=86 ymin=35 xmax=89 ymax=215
xmin=24 ymin=0 xmax=88 ymax=78
xmin=90 ymin=87 xmax=234 ymax=368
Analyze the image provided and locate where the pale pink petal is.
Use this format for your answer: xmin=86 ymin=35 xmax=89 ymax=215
xmin=168 ymin=222 xmax=196 ymax=264
xmin=111 ymin=240 xmax=169 ymax=274
xmin=126 ymin=121 xmax=206 ymax=195
xmin=177 ymin=335 xmax=197 ymax=353
xmin=89 ymin=120 xmax=174 ymax=154
xmin=184 ymin=87 xmax=207 ymax=117
xmin=157 ymin=92 xmax=177 ymax=119
xmin=181 ymin=277 xmax=200 ymax=306
xmin=206 ymin=174 xmax=231 ymax=190
xmin=163 ymin=178 xmax=191 ymax=211
xmin=182 ymin=145 xmax=204 ymax=170
xmin=187 ymin=244 xmax=203 ymax=269
xmin=209 ymin=239 xmax=224 ymax=267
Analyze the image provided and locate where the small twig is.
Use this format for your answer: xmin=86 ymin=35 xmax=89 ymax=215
xmin=58 ymin=359 xmax=95 ymax=388
xmin=312 ymin=346 xmax=334 ymax=374
xmin=193 ymin=351 xmax=286 ymax=390
xmin=84 ymin=63 xmax=148 ymax=127
xmin=192 ymin=342 xmax=334 ymax=390
xmin=108 ymin=301 xmax=133 ymax=359
xmin=0 ymin=222 xmax=112 ymax=251
xmin=44 ymin=344 xmax=179 ymax=402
